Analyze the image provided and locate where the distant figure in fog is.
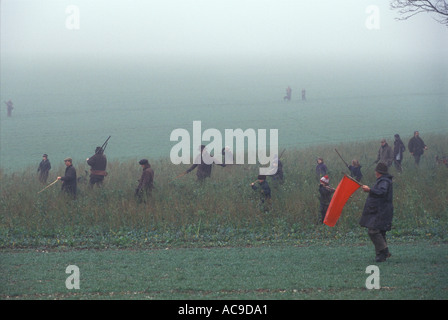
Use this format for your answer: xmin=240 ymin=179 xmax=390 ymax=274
xmin=284 ymin=86 xmax=292 ymax=101
xmin=408 ymin=131 xmax=428 ymax=166
xmin=37 ymin=154 xmax=51 ymax=184
xmin=4 ymin=100 xmax=13 ymax=117
xmin=135 ymin=159 xmax=154 ymax=203
xmin=302 ymin=89 xmax=306 ymax=101
xmin=393 ymin=134 xmax=406 ymax=173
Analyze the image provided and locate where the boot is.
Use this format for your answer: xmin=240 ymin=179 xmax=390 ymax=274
xmin=375 ymin=247 xmax=391 ymax=262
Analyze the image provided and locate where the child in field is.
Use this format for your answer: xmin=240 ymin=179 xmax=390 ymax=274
xmin=318 ymin=175 xmax=335 ymax=224
xmin=316 ymin=157 xmax=328 ymax=178
xmin=348 ymin=159 xmax=363 ymax=182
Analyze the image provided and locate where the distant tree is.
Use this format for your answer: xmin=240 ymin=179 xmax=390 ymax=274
xmin=390 ymin=0 xmax=448 ymax=26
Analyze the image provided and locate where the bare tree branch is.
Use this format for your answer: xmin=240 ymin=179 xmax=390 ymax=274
xmin=390 ymin=0 xmax=448 ymax=26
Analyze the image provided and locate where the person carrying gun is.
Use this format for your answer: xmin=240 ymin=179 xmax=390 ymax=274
xmin=86 ymin=136 xmax=110 ymax=188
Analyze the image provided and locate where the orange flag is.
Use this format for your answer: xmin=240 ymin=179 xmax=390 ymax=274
xmin=324 ymin=174 xmax=362 ymax=227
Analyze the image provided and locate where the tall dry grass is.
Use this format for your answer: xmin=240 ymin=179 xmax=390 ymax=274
xmin=1 ymin=134 xmax=447 ymax=247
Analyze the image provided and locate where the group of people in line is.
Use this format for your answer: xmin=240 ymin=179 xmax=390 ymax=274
xmin=37 ymin=147 xmax=110 ymax=200
xmin=35 ymin=130 xmax=436 ymax=262
xmin=316 ymin=130 xmax=430 ymax=262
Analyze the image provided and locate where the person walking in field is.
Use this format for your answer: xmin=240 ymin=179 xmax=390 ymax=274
xmin=37 ymin=154 xmax=51 ymax=184
xmin=315 ymin=157 xmax=328 ymax=178
xmin=408 ymin=131 xmax=428 ymax=166
xmin=86 ymin=146 xmax=108 ymax=188
xmin=375 ymin=139 xmax=393 ymax=167
xmin=318 ymin=175 xmax=335 ymax=224
xmin=348 ymin=159 xmax=363 ymax=182
xmin=4 ymin=100 xmax=13 ymax=117
xmin=57 ymin=158 xmax=77 ymax=199
xmin=185 ymin=145 xmax=226 ymax=182
xmin=251 ymin=174 xmax=272 ymax=212
xmin=359 ymin=162 xmax=393 ymax=262
xmin=393 ymin=134 xmax=406 ymax=173
xmin=135 ymin=159 xmax=154 ymax=202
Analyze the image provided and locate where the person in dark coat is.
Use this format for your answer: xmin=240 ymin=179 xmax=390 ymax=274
xmin=375 ymin=139 xmax=394 ymax=167
xmin=135 ymin=159 xmax=154 ymax=202
xmin=37 ymin=154 xmax=51 ymax=184
xmin=348 ymin=159 xmax=363 ymax=182
xmin=315 ymin=157 xmax=327 ymax=178
xmin=359 ymin=162 xmax=394 ymax=262
xmin=408 ymin=131 xmax=428 ymax=166
xmin=318 ymin=175 xmax=335 ymax=224
xmin=185 ymin=145 xmax=225 ymax=182
xmin=86 ymin=147 xmax=108 ymax=188
xmin=57 ymin=158 xmax=77 ymax=199
xmin=393 ymin=134 xmax=406 ymax=173
xmin=251 ymin=174 xmax=272 ymax=211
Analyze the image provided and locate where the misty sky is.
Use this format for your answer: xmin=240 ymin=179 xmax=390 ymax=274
xmin=1 ymin=0 xmax=447 ymax=63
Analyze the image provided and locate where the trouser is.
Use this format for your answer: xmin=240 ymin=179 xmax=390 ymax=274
xmin=319 ymin=204 xmax=329 ymax=224
xmin=394 ymin=159 xmax=402 ymax=172
xmin=89 ymin=175 xmax=104 ymax=187
xmin=39 ymin=171 xmax=49 ymax=184
xmin=413 ymin=154 xmax=422 ymax=165
xmin=368 ymin=228 xmax=388 ymax=254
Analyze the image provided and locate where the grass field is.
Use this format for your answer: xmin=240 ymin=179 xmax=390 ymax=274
xmin=1 ymin=135 xmax=447 ymax=301
xmin=1 ymin=241 xmax=447 ymax=300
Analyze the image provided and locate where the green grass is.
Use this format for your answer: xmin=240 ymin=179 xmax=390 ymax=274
xmin=1 ymin=242 xmax=447 ymax=300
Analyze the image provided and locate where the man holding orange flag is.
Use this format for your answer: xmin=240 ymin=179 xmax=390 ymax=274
xmin=359 ymin=163 xmax=394 ymax=262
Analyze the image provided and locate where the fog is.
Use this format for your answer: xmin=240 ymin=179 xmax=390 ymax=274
xmin=1 ymin=0 xmax=447 ymax=62
xmin=1 ymin=1 xmax=447 ymax=171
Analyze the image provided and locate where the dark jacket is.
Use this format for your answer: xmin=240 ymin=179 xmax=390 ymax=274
xmin=348 ymin=165 xmax=363 ymax=182
xmin=87 ymin=152 xmax=107 ymax=175
xmin=187 ymin=151 xmax=225 ymax=181
xmin=408 ymin=136 xmax=426 ymax=156
xmin=38 ymin=159 xmax=51 ymax=173
xmin=136 ymin=165 xmax=154 ymax=195
xmin=394 ymin=138 xmax=406 ymax=160
xmin=252 ymin=180 xmax=271 ymax=202
xmin=61 ymin=165 xmax=77 ymax=197
xmin=359 ymin=174 xmax=393 ymax=231
xmin=319 ymin=184 xmax=335 ymax=207
xmin=377 ymin=143 xmax=394 ymax=167
xmin=315 ymin=163 xmax=327 ymax=177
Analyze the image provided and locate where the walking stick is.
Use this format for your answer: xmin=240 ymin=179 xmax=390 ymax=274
xmin=37 ymin=178 xmax=59 ymax=194
xmin=169 ymin=171 xmax=187 ymax=183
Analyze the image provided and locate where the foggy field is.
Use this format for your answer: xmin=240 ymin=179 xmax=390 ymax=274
xmin=1 ymin=1 xmax=447 ymax=303
xmin=1 ymin=58 xmax=447 ymax=173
